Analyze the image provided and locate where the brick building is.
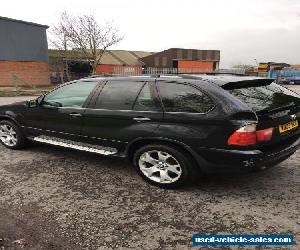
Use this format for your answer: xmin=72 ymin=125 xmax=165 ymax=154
xmin=140 ymin=48 xmax=220 ymax=73
xmin=48 ymin=48 xmax=220 ymax=81
xmin=0 ymin=16 xmax=50 ymax=86
xmin=49 ymin=49 xmax=154 ymax=82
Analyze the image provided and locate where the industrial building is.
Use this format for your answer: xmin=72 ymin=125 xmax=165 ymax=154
xmin=141 ymin=48 xmax=220 ymax=73
xmin=0 ymin=16 xmax=220 ymax=86
xmin=49 ymin=49 xmax=154 ymax=82
xmin=0 ymin=16 xmax=50 ymax=86
xmin=95 ymin=50 xmax=154 ymax=75
xmin=49 ymin=48 xmax=220 ymax=81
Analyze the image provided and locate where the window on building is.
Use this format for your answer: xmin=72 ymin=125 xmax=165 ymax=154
xmin=177 ymin=49 xmax=183 ymax=59
xmin=95 ymin=81 xmax=144 ymax=110
xmin=157 ymin=82 xmax=214 ymax=113
xmin=154 ymin=57 xmax=160 ymax=67
xmin=187 ymin=50 xmax=193 ymax=60
xmin=202 ymin=50 xmax=207 ymax=60
xmin=162 ymin=57 xmax=167 ymax=67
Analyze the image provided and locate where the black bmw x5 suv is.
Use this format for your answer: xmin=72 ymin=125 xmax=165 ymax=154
xmin=0 ymin=75 xmax=299 ymax=188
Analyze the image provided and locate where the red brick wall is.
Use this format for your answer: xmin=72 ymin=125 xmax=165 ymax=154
xmin=178 ymin=60 xmax=214 ymax=73
xmin=96 ymin=64 xmax=114 ymax=74
xmin=0 ymin=61 xmax=50 ymax=86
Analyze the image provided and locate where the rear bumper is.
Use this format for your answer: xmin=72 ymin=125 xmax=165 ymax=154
xmin=194 ymin=136 xmax=300 ymax=173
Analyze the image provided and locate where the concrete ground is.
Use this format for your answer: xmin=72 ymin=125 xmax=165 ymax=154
xmin=0 ymin=85 xmax=299 ymax=250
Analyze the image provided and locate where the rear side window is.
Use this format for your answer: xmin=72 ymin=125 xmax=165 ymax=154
xmin=95 ymin=81 xmax=144 ymax=110
xmin=157 ymin=82 xmax=215 ymax=113
xmin=228 ymin=83 xmax=300 ymax=111
xmin=133 ymin=83 xmax=162 ymax=111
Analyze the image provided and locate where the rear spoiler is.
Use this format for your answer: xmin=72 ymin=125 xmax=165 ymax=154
xmin=222 ymin=79 xmax=274 ymax=90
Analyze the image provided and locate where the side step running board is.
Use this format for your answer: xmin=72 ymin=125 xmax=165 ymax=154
xmin=32 ymin=136 xmax=117 ymax=156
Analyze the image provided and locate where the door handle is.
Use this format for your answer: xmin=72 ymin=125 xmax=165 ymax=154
xmin=133 ymin=117 xmax=151 ymax=122
xmin=69 ymin=113 xmax=82 ymax=118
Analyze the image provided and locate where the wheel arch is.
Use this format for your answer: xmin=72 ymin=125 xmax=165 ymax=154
xmin=0 ymin=115 xmax=21 ymax=127
xmin=126 ymin=137 xmax=204 ymax=170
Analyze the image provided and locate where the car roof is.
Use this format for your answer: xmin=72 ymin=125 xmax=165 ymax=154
xmin=81 ymin=74 xmax=272 ymax=87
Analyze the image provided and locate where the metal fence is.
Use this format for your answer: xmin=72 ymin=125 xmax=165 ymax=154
xmin=112 ymin=67 xmax=246 ymax=76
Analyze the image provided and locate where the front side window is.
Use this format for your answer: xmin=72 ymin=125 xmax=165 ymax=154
xmin=95 ymin=81 xmax=144 ymax=110
xmin=134 ymin=83 xmax=162 ymax=111
xmin=43 ymin=81 xmax=98 ymax=108
xmin=157 ymin=82 xmax=214 ymax=113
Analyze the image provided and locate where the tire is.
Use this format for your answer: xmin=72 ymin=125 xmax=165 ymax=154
xmin=133 ymin=144 xmax=198 ymax=188
xmin=0 ymin=120 xmax=27 ymax=149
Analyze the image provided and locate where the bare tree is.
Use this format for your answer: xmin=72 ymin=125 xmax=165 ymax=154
xmin=49 ymin=12 xmax=73 ymax=82
xmin=51 ymin=11 xmax=123 ymax=75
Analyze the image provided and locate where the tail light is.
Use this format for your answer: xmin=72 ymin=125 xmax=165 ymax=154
xmin=228 ymin=124 xmax=273 ymax=146
xmin=256 ymin=128 xmax=274 ymax=142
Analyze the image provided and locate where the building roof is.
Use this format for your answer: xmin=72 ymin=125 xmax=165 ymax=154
xmin=104 ymin=50 xmax=155 ymax=65
xmin=48 ymin=49 xmax=155 ymax=65
xmin=141 ymin=48 xmax=220 ymax=62
xmin=0 ymin=16 xmax=49 ymax=29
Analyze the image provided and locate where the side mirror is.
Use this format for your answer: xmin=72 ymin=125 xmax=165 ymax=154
xmin=27 ymin=99 xmax=39 ymax=108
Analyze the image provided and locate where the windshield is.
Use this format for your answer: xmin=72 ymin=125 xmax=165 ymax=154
xmin=228 ymin=82 xmax=300 ymax=112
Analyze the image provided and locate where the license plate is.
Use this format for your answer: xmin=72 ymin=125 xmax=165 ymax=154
xmin=279 ymin=120 xmax=298 ymax=133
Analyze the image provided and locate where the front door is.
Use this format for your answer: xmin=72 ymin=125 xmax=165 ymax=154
xmin=23 ymin=80 xmax=100 ymax=141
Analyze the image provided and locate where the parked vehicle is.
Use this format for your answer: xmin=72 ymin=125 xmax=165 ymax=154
xmin=0 ymin=75 xmax=299 ymax=188
xmin=269 ymin=69 xmax=300 ymax=85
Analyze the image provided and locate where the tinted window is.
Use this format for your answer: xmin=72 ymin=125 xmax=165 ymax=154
xmin=229 ymin=83 xmax=300 ymax=111
xmin=95 ymin=81 xmax=144 ymax=110
xmin=157 ymin=82 xmax=214 ymax=113
xmin=134 ymin=83 xmax=162 ymax=111
xmin=43 ymin=81 xmax=98 ymax=108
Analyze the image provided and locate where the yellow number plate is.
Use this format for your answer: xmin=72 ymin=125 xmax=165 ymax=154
xmin=279 ymin=120 xmax=298 ymax=134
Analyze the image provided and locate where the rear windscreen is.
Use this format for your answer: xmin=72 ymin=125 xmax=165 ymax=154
xmin=228 ymin=82 xmax=300 ymax=112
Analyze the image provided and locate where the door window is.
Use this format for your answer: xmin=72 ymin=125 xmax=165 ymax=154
xmin=43 ymin=81 xmax=98 ymax=108
xmin=95 ymin=81 xmax=144 ymax=110
xmin=157 ymin=82 xmax=214 ymax=113
xmin=133 ymin=83 xmax=162 ymax=111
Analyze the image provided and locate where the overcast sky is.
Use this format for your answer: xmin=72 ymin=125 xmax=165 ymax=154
xmin=1 ymin=0 xmax=300 ymax=67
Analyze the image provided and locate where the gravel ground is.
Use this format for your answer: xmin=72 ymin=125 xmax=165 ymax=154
xmin=0 ymin=85 xmax=299 ymax=250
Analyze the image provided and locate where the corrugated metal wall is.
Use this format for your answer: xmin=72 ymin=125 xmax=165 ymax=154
xmin=141 ymin=48 xmax=220 ymax=68
xmin=0 ymin=18 xmax=49 ymax=62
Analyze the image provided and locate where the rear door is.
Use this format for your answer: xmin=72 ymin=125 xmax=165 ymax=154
xmin=226 ymin=81 xmax=300 ymax=147
xmin=81 ymin=79 xmax=163 ymax=153
xmin=154 ymin=80 xmax=220 ymax=148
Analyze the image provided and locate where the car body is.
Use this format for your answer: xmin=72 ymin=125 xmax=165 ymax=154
xmin=0 ymin=74 xmax=299 ymax=188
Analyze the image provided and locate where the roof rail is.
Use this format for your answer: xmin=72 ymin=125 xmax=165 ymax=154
xmin=181 ymin=75 xmax=203 ymax=80
xmin=83 ymin=74 xmax=112 ymax=79
xmin=205 ymin=72 xmax=246 ymax=76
